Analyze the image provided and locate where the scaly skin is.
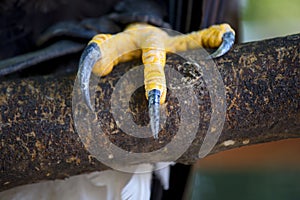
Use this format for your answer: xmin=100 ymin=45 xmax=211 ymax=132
xmin=79 ymin=22 xmax=235 ymax=138
xmin=88 ymin=23 xmax=234 ymax=103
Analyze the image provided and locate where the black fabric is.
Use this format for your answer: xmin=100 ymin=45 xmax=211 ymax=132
xmin=162 ymin=164 xmax=191 ymax=200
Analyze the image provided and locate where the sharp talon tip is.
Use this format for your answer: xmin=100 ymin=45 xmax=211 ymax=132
xmin=82 ymin=87 xmax=94 ymax=111
xmin=209 ymin=31 xmax=235 ymax=59
xmin=148 ymin=89 xmax=161 ymax=139
xmin=78 ymin=42 xmax=101 ymax=111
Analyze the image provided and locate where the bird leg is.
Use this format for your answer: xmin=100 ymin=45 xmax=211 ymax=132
xmin=78 ymin=23 xmax=235 ymax=138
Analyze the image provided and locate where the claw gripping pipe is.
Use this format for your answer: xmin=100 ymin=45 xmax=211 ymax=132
xmin=78 ymin=23 xmax=235 ymax=138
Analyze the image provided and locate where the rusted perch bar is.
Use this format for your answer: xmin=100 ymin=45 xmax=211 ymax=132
xmin=0 ymin=34 xmax=299 ymax=191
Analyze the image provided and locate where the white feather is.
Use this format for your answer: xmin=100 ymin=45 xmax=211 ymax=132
xmin=154 ymin=162 xmax=175 ymax=190
xmin=0 ymin=163 xmax=171 ymax=200
xmin=121 ymin=164 xmax=153 ymax=200
xmin=0 ymin=173 xmax=107 ymax=200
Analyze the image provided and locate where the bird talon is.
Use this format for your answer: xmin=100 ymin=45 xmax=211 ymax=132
xmin=148 ymin=89 xmax=161 ymax=139
xmin=78 ymin=42 xmax=101 ymax=111
xmin=78 ymin=23 xmax=235 ymax=138
xmin=209 ymin=31 xmax=235 ymax=58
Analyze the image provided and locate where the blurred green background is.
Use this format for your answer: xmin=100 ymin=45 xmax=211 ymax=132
xmin=242 ymin=0 xmax=300 ymax=41
xmin=185 ymin=139 xmax=300 ymax=200
xmin=186 ymin=171 xmax=300 ymax=200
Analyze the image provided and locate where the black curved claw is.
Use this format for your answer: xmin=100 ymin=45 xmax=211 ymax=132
xmin=0 ymin=40 xmax=84 ymax=76
xmin=37 ymin=17 xmax=121 ymax=46
xmin=78 ymin=42 xmax=101 ymax=111
xmin=209 ymin=31 xmax=235 ymax=58
xmin=37 ymin=21 xmax=97 ymax=46
xmin=148 ymin=89 xmax=161 ymax=139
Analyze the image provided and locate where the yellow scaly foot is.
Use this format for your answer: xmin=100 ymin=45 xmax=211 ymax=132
xmin=78 ymin=23 xmax=235 ymax=138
